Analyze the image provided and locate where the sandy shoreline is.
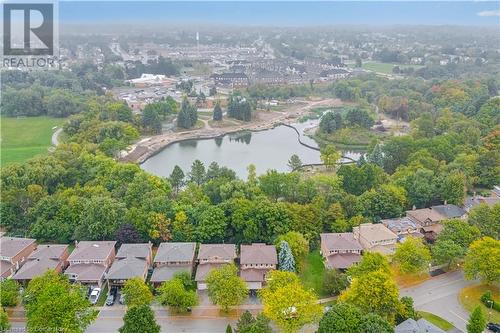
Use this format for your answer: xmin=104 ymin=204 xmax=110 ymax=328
xmin=119 ymin=98 xmax=343 ymax=164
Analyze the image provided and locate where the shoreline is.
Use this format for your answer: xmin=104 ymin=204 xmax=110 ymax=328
xmin=119 ymin=98 xmax=343 ymax=164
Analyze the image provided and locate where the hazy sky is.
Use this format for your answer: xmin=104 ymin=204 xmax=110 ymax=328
xmin=58 ymin=1 xmax=500 ymax=25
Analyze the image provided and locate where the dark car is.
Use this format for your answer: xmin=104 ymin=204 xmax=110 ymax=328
xmin=487 ymin=323 xmax=500 ymax=333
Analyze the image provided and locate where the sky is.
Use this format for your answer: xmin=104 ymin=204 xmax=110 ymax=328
xmin=57 ymin=1 xmax=500 ymax=26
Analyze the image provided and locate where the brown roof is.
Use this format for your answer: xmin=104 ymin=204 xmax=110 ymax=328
xmin=12 ymin=244 xmax=68 ymax=281
xmin=68 ymin=241 xmax=116 ymax=261
xmin=240 ymin=244 xmax=277 ymax=265
xmin=353 ymin=224 xmax=398 ymax=243
xmin=154 ymin=242 xmax=196 ymax=263
xmin=0 ymin=237 xmax=36 ymax=258
xmin=421 ymin=224 xmax=444 ymax=234
xmin=240 ymin=268 xmax=270 ymax=282
xmin=325 ymin=253 xmax=361 ymax=269
xmin=406 ymin=208 xmax=445 ymax=224
xmin=29 ymin=245 xmax=68 ymax=260
xmin=106 ymin=257 xmax=148 ymax=281
xmin=320 ymin=233 xmax=363 ymax=251
xmin=65 ymin=263 xmax=107 ymax=282
xmin=195 ymin=263 xmax=227 ymax=282
xmin=197 ymin=244 xmax=236 ymax=261
xmin=0 ymin=261 xmax=14 ymax=277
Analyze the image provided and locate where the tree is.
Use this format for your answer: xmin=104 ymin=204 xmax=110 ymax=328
xmin=320 ymin=145 xmax=341 ymax=170
xmin=157 ymin=274 xmax=197 ymax=312
xmin=360 ymin=184 xmax=407 ymax=220
xmin=177 ymin=97 xmax=198 ymax=129
xmin=367 ymin=143 xmax=385 ymax=168
xmin=323 ymin=269 xmax=349 ymax=296
xmin=439 ymin=172 xmax=466 ymax=205
xmin=340 ymin=269 xmax=400 ymax=322
xmin=25 ymin=271 xmax=97 ymax=333
xmin=438 ymin=219 xmax=481 ymax=250
xmin=464 ymin=237 xmax=500 ymax=284
xmin=260 ymin=270 xmax=322 ymax=333
xmin=393 ymin=237 xmax=431 ymax=274
xmin=275 ymin=232 xmax=308 ymax=271
xmin=432 ymin=239 xmax=464 ymax=268
xmin=235 ymin=311 xmax=272 ymax=333
xmin=119 ymin=304 xmax=160 ymax=333
xmin=206 ymin=264 xmax=248 ymax=312
xmin=317 ymin=302 xmax=362 ymax=333
xmin=189 ymin=160 xmax=206 ymax=185
xmin=347 ymin=251 xmax=391 ymax=278
xmin=115 ymin=223 xmax=143 ymax=244
xmin=0 ymin=307 xmax=10 ymax=333
xmin=277 ymin=240 xmax=296 ymax=272
xmin=468 ymin=203 xmax=500 ymax=239
xmin=466 ymin=306 xmax=486 ymax=333
xmin=396 ymin=296 xmax=419 ymax=324
xmin=226 ymin=324 xmax=233 ymax=333
xmin=122 ymin=277 xmax=153 ymax=307
xmin=0 ymin=279 xmax=20 ymax=307
xmin=360 ymin=313 xmax=394 ymax=333
xmin=287 ymin=154 xmax=303 ymax=171
xmin=213 ymin=102 xmax=223 ymax=121
xmin=169 ymin=165 xmax=185 ymax=194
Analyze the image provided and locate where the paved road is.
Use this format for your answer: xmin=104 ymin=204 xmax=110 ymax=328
xmin=400 ymin=270 xmax=474 ymax=332
xmin=51 ymin=127 xmax=62 ymax=146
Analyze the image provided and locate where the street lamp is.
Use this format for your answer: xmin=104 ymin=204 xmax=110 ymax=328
xmin=487 ymin=300 xmax=493 ymax=322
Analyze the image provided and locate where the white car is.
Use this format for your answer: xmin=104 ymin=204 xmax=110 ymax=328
xmin=89 ymin=288 xmax=101 ymax=305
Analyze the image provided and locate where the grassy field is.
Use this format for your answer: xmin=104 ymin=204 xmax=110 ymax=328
xmin=459 ymin=284 xmax=500 ymax=323
xmin=418 ymin=311 xmax=455 ymax=331
xmin=314 ymin=126 xmax=387 ymax=149
xmin=299 ymin=250 xmax=327 ymax=297
xmin=1 ymin=116 xmax=63 ymax=166
xmin=349 ymin=61 xmax=424 ymax=75
xmin=392 ymin=266 xmax=431 ymax=288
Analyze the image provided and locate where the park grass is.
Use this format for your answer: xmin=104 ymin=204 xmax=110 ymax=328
xmin=314 ymin=126 xmax=386 ymax=149
xmin=349 ymin=61 xmax=424 ymax=75
xmin=459 ymin=284 xmax=500 ymax=323
xmin=392 ymin=266 xmax=431 ymax=288
xmin=418 ymin=311 xmax=455 ymax=331
xmin=299 ymin=250 xmax=327 ymax=297
xmin=1 ymin=116 xmax=64 ymax=166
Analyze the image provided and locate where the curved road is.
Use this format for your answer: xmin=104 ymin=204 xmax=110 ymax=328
xmin=400 ymin=270 xmax=474 ymax=333
xmin=51 ymin=127 xmax=63 ymax=146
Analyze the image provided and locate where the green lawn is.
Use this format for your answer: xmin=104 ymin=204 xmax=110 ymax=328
xmin=299 ymin=251 xmax=327 ymax=297
xmin=1 ymin=116 xmax=64 ymax=165
xmin=418 ymin=311 xmax=455 ymax=331
xmin=349 ymin=62 xmax=424 ymax=75
xmin=460 ymin=284 xmax=500 ymax=323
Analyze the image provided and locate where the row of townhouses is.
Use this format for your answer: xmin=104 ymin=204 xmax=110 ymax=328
xmin=0 ymin=239 xmax=276 ymax=292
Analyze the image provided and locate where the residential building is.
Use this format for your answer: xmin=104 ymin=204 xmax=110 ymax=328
xmin=106 ymin=243 xmax=152 ymax=287
xmin=239 ymin=243 xmax=277 ymax=290
xmin=464 ymin=194 xmax=500 ymax=212
xmin=320 ymin=233 xmax=363 ymax=269
xmin=195 ymin=244 xmax=236 ymax=290
xmin=406 ymin=208 xmax=447 ymax=242
xmin=211 ymin=73 xmax=250 ymax=87
xmin=12 ymin=244 xmax=69 ymax=284
xmin=395 ymin=318 xmax=445 ymax=333
xmin=0 ymin=237 xmax=36 ymax=280
xmin=382 ymin=217 xmax=424 ymax=241
xmin=64 ymin=241 xmax=116 ymax=287
xmin=431 ymin=204 xmax=467 ymax=220
xmin=320 ymin=68 xmax=350 ymax=80
xmin=150 ymin=242 xmax=196 ymax=286
xmin=352 ymin=223 xmax=398 ymax=256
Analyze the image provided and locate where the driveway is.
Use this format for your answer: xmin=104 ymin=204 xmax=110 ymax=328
xmin=400 ymin=270 xmax=474 ymax=332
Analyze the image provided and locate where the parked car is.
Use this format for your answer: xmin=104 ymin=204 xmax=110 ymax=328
xmin=105 ymin=293 xmax=115 ymax=306
xmin=119 ymin=293 xmax=125 ymax=305
xmin=487 ymin=323 xmax=500 ymax=333
xmin=89 ymin=288 xmax=101 ymax=305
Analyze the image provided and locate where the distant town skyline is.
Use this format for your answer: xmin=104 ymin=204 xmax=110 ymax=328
xmin=58 ymin=1 xmax=500 ymax=26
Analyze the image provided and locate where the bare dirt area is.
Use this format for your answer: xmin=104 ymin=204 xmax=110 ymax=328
xmin=119 ymin=98 xmax=343 ymax=164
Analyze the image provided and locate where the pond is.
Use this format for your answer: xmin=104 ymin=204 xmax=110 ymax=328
xmin=140 ymin=120 xmax=360 ymax=179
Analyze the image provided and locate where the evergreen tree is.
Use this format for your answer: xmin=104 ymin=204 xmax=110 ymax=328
xmin=466 ymin=306 xmax=486 ymax=333
xmin=278 ymin=240 xmax=296 ymax=272
xmin=367 ymin=143 xmax=384 ymax=168
xmin=225 ymin=324 xmax=233 ymax=333
xmin=189 ymin=160 xmax=206 ymax=185
xmin=169 ymin=165 xmax=185 ymax=194
xmin=177 ymin=97 xmax=198 ymax=129
xmin=213 ymin=102 xmax=223 ymax=121
xmin=287 ymin=154 xmax=303 ymax=171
